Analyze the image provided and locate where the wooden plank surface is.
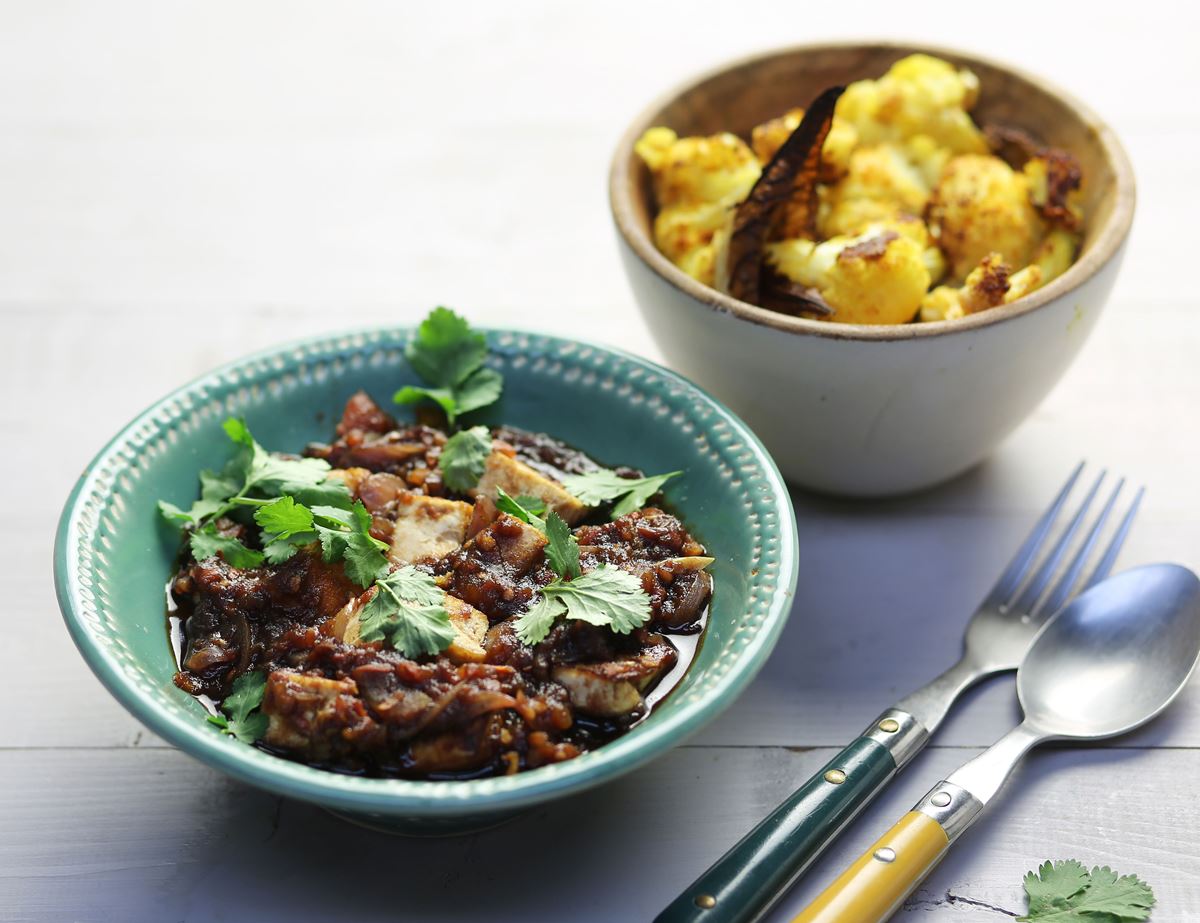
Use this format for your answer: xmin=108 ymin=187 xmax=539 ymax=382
xmin=2 ymin=1 xmax=1198 ymax=920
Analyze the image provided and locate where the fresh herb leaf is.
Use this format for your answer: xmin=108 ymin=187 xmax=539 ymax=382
xmin=404 ymin=307 xmax=488 ymax=389
xmin=495 ymin=487 xmax=547 ymax=531
xmin=559 ymin=468 xmax=682 ymax=518
xmin=209 ymin=670 xmax=269 ymax=743
xmin=190 ymin=524 xmax=265 ymax=569
xmin=313 ymin=501 xmax=390 ymax=588
xmin=514 ymin=565 xmax=651 ymax=645
xmin=358 ymin=566 xmax=455 ymax=657
xmin=158 ymin=417 xmax=351 ymax=546
xmin=255 ymin=495 xmax=315 ymax=539
xmin=439 ymin=425 xmax=492 ymax=492
xmin=514 ymin=594 xmax=568 ymax=645
xmin=393 ymin=307 xmax=502 ymax=425
xmin=544 ymin=512 xmax=581 ymax=579
xmin=451 ymin=367 xmax=503 ymax=416
xmin=1019 ymin=860 xmax=1155 ymax=922
xmin=515 ymin=495 xmax=546 ymax=515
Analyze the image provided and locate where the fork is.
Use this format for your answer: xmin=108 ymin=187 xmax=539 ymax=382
xmin=655 ymin=463 xmax=1143 ymax=923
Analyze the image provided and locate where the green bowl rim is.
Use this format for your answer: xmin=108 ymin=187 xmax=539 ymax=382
xmin=54 ymin=324 xmax=799 ymax=817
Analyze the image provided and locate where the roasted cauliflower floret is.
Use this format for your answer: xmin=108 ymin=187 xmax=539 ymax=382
xmin=767 ymin=223 xmax=931 ymax=325
xmin=818 ymin=144 xmax=935 ymax=238
xmin=927 ymin=153 xmax=1045 ymax=281
xmin=837 ymin=53 xmax=987 ymax=155
xmin=635 ymin=127 xmax=760 ymax=285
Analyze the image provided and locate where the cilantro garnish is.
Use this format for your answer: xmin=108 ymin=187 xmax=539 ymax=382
xmin=159 ymin=419 xmax=390 ymax=584
xmin=559 ymin=468 xmax=682 ymax=517
xmin=516 ymin=566 xmax=651 ymax=645
xmin=393 ymin=307 xmax=503 ymax=426
xmin=439 ymin=425 xmax=492 ymax=492
xmin=1020 ymin=860 xmax=1155 ymax=922
xmin=357 ymin=566 xmax=455 ymax=657
xmin=189 ymin=524 xmax=265 ymax=569
xmin=495 ymin=487 xmax=547 ymax=531
xmin=513 ymin=507 xmax=650 ymax=645
xmin=158 ymin=417 xmax=351 ymax=534
xmin=207 ymin=670 xmax=269 ymax=743
xmin=544 ymin=511 xmax=581 ymax=579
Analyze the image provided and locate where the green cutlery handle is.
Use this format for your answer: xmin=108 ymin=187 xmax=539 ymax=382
xmin=655 ymin=711 xmax=928 ymax=923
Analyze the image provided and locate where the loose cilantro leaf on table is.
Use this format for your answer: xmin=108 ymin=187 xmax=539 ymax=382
xmin=439 ymin=425 xmax=492 ymax=492
xmin=1019 ymin=859 xmax=1155 ymax=922
xmin=358 ymin=566 xmax=455 ymax=657
xmin=393 ymin=307 xmax=503 ymax=426
xmin=207 ymin=671 xmax=269 ymax=743
xmin=560 ymin=468 xmax=682 ymax=518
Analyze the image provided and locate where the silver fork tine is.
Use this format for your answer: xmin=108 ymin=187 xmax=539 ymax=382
xmin=1011 ymin=470 xmax=1107 ymax=615
xmin=987 ymin=461 xmax=1085 ymax=605
xmin=1036 ymin=477 xmax=1124 ymax=617
xmin=1083 ymin=485 xmax=1145 ymax=590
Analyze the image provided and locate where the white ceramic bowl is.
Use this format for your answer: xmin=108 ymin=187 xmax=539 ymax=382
xmin=610 ymin=42 xmax=1135 ymax=496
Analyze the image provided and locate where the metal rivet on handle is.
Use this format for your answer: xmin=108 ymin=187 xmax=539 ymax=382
xmin=873 ymin=847 xmax=897 ymax=863
xmin=694 ymin=894 xmax=717 ymax=909
xmin=824 ymin=769 xmax=847 ymax=784
xmin=878 ymin=718 xmax=900 ymax=733
xmin=931 ymin=791 xmax=952 ymax=807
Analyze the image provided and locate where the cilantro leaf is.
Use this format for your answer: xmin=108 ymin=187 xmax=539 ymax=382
xmin=544 ymin=511 xmax=580 ymax=579
xmin=559 ymin=468 xmax=682 ymax=518
xmin=514 ymin=594 xmax=568 ymax=645
xmin=439 ymin=426 xmax=491 ymax=492
xmin=394 ymin=384 xmax=457 ymax=419
xmin=190 ymin=524 xmax=265 ymax=569
xmin=514 ymin=565 xmax=651 ymax=645
xmin=495 ymin=487 xmax=547 ymax=531
xmin=313 ymin=501 xmax=390 ymax=588
xmin=255 ymin=495 xmax=315 ymax=539
xmin=405 ymin=307 xmax=488 ymax=388
xmin=452 ymin=367 xmax=503 ymax=416
xmin=393 ymin=308 xmax=502 ymax=425
xmin=210 ymin=670 xmax=269 ymax=743
xmin=357 ymin=566 xmax=455 ymax=657
xmin=1019 ymin=860 xmax=1155 ymax=922
xmin=515 ymin=495 xmax=546 ymax=516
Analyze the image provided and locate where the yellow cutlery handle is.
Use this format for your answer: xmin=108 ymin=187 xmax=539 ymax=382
xmin=790 ymin=811 xmax=950 ymax=923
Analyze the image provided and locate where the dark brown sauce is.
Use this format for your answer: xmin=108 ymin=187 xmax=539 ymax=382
xmin=164 ymin=416 xmax=713 ymax=779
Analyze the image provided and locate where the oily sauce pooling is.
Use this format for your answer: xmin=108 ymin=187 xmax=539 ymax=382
xmin=168 ymin=392 xmax=712 ymax=780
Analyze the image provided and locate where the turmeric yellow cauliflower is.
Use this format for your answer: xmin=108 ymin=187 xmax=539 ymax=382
xmin=634 ymin=54 xmax=1084 ymax=325
xmin=635 ymin=126 xmax=761 ymax=286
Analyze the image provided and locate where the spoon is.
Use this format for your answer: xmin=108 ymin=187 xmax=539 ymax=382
xmin=791 ymin=563 xmax=1200 ymax=923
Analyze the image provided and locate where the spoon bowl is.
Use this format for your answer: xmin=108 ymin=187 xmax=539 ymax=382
xmin=1019 ymin=563 xmax=1200 ymax=739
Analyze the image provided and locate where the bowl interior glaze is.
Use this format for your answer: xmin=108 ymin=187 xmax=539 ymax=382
xmin=55 ymin=327 xmax=798 ymax=828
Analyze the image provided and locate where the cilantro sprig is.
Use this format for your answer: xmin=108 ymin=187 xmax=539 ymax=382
xmin=560 ymin=468 xmax=682 ymax=518
xmin=206 ymin=670 xmax=268 ymax=743
xmin=159 ymin=418 xmax=387 ymax=586
xmin=357 ymin=566 xmax=455 ymax=658
xmin=1020 ymin=860 xmax=1155 ymax=922
xmin=439 ymin=425 xmax=492 ymax=492
xmin=511 ymin=496 xmax=651 ymax=645
xmin=394 ymin=307 xmax=502 ymax=426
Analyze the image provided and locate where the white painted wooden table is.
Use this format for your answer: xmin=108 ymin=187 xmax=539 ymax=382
xmin=3 ymin=3 xmax=1198 ymax=920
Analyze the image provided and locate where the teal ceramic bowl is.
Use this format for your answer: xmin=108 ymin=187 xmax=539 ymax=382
xmin=55 ymin=327 xmax=798 ymax=833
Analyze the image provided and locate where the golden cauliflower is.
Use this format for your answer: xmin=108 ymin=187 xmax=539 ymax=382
xmin=634 ymin=53 xmax=1085 ymax=326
